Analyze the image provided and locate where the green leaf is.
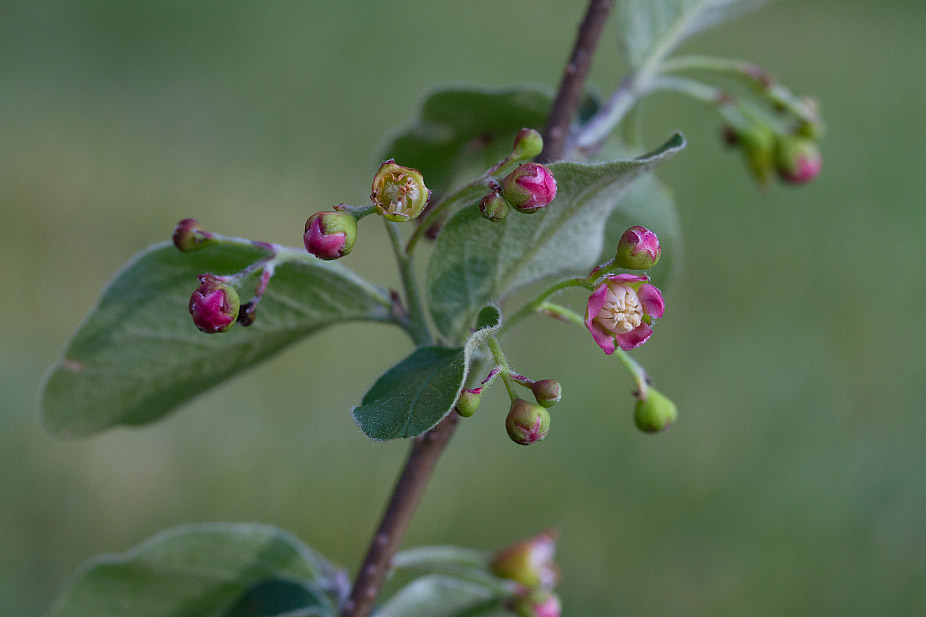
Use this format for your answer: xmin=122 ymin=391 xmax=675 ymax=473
xmin=598 ymin=173 xmax=682 ymax=290
xmin=427 ymin=133 xmax=686 ymax=340
xmin=352 ymin=311 xmax=501 ymax=440
xmin=381 ymin=85 xmax=553 ymax=193
xmin=41 ymin=242 xmax=394 ymax=437
xmin=47 ymin=523 xmax=343 ymax=617
xmin=618 ymin=0 xmax=766 ymax=68
xmin=376 ymin=576 xmax=511 ymax=617
xmin=224 ymin=579 xmax=332 ymax=617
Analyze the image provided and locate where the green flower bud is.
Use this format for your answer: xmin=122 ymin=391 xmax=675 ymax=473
xmin=506 ymin=398 xmax=551 ymax=445
xmin=304 ymin=210 xmax=358 ymax=260
xmin=512 ymin=128 xmax=543 ymax=160
xmin=738 ymin=124 xmax=776 ymax=187
xmin=512 ymin=589 xmax=561 ymax=617
xmin=634 ymin=387 xmax=677 ymax=433
xmin=172 ymin=218 xmax=214 ymax=252
xmin=530 ymin=380 xmax=561 ymax=408
xmin=774 ymin=136 xmax=822 ymax=184
xmin=454 ymin=388 xmax=482 ymax=418
xmin=479 ymin=190 xmax=509 ymax=222
xmin=490 ymin=528 xmax=558 ymax=588
xmin=371 ymin=160 xmax=430 ymax=222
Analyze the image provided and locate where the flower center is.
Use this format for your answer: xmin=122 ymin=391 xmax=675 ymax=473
xmin=597 ymin=284 xmax=643 ymax=334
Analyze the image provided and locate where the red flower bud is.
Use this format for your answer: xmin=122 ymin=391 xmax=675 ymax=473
xmin=172 ymin=218 xmax=213 ymax=252
xmin=775 ymin=136 xmax=822 ymax=184
xmin=189 ymin=276 xmax=240 ymax=334
xmin=303 ymin=210 xmax=357 ymax=260
xmin=530 ymin=380 xmax=562 ymax=408
xmin=615 ymin=226 xmax=661 ymax=270
xmin=501 ymin=163 xmax=557 ymax=214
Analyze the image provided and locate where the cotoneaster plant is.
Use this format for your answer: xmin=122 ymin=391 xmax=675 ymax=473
xmin=40 ymin=2 xmax=823 ymax=616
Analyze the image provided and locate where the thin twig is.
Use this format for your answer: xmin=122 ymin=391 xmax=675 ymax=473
xmin=339 ymin=414 xmax=460 ymax=617
xmin=539 ymin=0 xmax=614 ymax=162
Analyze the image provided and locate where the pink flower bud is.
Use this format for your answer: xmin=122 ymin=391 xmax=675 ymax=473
xmin=371 ymin=160 xmax=430 ymax=222
xmin=512 ymin=590 xmax=562 ymax=617
xmin=615 ymin=226 xmax=661 ymax=270
xmin=530 ymin=380 xmax=562 ymax=408
xmin=491 ymin=529 xmax=559 ymax=588
xmin=505 ymin=399 xmax=551 ymax=445
xmin=512 ymin=128 xmax=543 ymax=160
xmin=585 ymin=274 xmax=664 ymax=354
xmin=501 ymin=163 xmax=557 ymax=214
xmin=775 ymin=136 xmax=822 ymax=184
xmin=479 ymin=190 xmax=510 ymax=222
xmin=172 ymin=218 xmax=213 ymax=252
xmin=634 ymin=387 xmax=678 ymax=433
xmin=189 ymin=276 xmax=240 ymax=334
xmin=303 ymin=210 xmax=357 ymax=260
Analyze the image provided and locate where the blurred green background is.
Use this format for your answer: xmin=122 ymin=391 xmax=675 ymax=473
xmin=2 ymin=1 xmax=924 ymax=615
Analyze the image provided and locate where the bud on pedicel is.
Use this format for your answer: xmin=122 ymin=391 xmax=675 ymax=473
xmin=303 ymin=210 xmax=357 ymax=260
xmin=189 ymin=276 xmax=240 ymax=334
xmin=172 ymin=218 xmax=213 ymax=252
xmin=237 ymin=300 xmax=257 ymax=327
xmin=512 ymin=590 xmax=562 ymax=617
xmin=454 ymin=389 xmax=482 ymax=418
xmin=490 ymin=528 xmax=558 ymax=588
xmin=371 ymin=160 xmax=430 ymax=222
xmin=506 ymin=398 xmax=551 ymax=445
xmin=738 ymin=124 xmax=776 ymax=187
xmin=479 ymin=190 xmax=509 ymax=222
xmin=530 ymin=380 xmax=562 ymax=408
xmin=501 ymin=163 xmax=557 ymax=214
xmin=634 ymin=387 xmax=678 ymax=433
xmin=512 ymin=128 xmax=543 ymax=160
xmin=775 ymin=136 xmax=822 ymax=184
xmin=615 ymin=226 xmax=661 ymax=270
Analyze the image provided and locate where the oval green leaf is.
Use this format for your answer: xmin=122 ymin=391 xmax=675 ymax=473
xmin=47 ymin=523 xmax=343 ymax=617
xmin=41 ymin=242 xmax=394 ymax=437
xmin=427 ymin=133 xmax=686 ymax=340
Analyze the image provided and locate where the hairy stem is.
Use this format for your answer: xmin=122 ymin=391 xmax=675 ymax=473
xmin=539 ymin=0 xmax=614 ymax=162
xmin=340 ymin=4 xmax=609 ymax=616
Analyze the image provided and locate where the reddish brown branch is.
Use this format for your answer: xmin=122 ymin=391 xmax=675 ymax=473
xmin=539 ymin=0 xmax=614 ymax=162
xmin=339 ymin=413 xmax=459 ymax=617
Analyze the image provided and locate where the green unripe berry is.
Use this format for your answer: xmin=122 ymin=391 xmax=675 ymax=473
xmin=634 ymin=387 xmax=677 ymax=433
xmin=455 ymin=389 xmax=482 ymax=418
xmin=512 ymin=128 xmax=543 ymax=160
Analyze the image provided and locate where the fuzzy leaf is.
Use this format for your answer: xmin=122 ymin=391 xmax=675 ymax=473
xmin=352 ymin=346 xmax=467 ymax=441
xmin=224 ymin=579 xmax=332 ymax=617
xmin=376 ymin=576 xmax=511 ymax=617
xmin=618 ymin=0 xmax=766 ymax=68
xmin=352 ymin=311 xmax=501 ymax=440
xmin=47 ymin=523 xmax=343 ymax=617
xmin=381 ymin=85 xmax=552 ymax=193
xmin=427 ymin=133 xmax=685 ymax=340
xmin=41 ymin=242 xmax=394 ymax=437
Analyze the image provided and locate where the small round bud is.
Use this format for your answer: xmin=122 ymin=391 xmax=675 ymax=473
xmin=501 ymin=163 xmax=557 ymax=214
xmin=172 ymin=218 xmax=213 ymax=252
xmin=189 ymin=276 xmax=240 ymax=334
xmin=634 ymin=387 xmax=678 ymax=433
xmin=615 ymin=226 xmax=661 ymax=270
xmin=304 ymin=210 xmax=358 ymax=260
xmin=505 ymin=398 xmax=551 ymax=445
xmin=737 ymin=124 xmax=777 ymax=187
xmin=371 ymin=160 xmax=430 ymax=222
xmin=490 ymin=529 xmax=558 ymax=588
xmin=512 ymin=590 xmax=561 ymax=617
xmin=512 ymin=128 xmax=543 ymax=160
xmin=237 ymin=300 xmax=257 ymax=327
xmin=454 ymin=389 xmax=482 ymax=418
xmin=775 ymin=136 xmax=822 ymax=184
xmin=530 ymin=379 xmax=562 ymax=408
xmin=479 ymin=190 xmax=509 ymax=222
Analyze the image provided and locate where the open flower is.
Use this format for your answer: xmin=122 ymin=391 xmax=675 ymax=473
xmin=585 ymin=274 xmax=664 ymax=353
